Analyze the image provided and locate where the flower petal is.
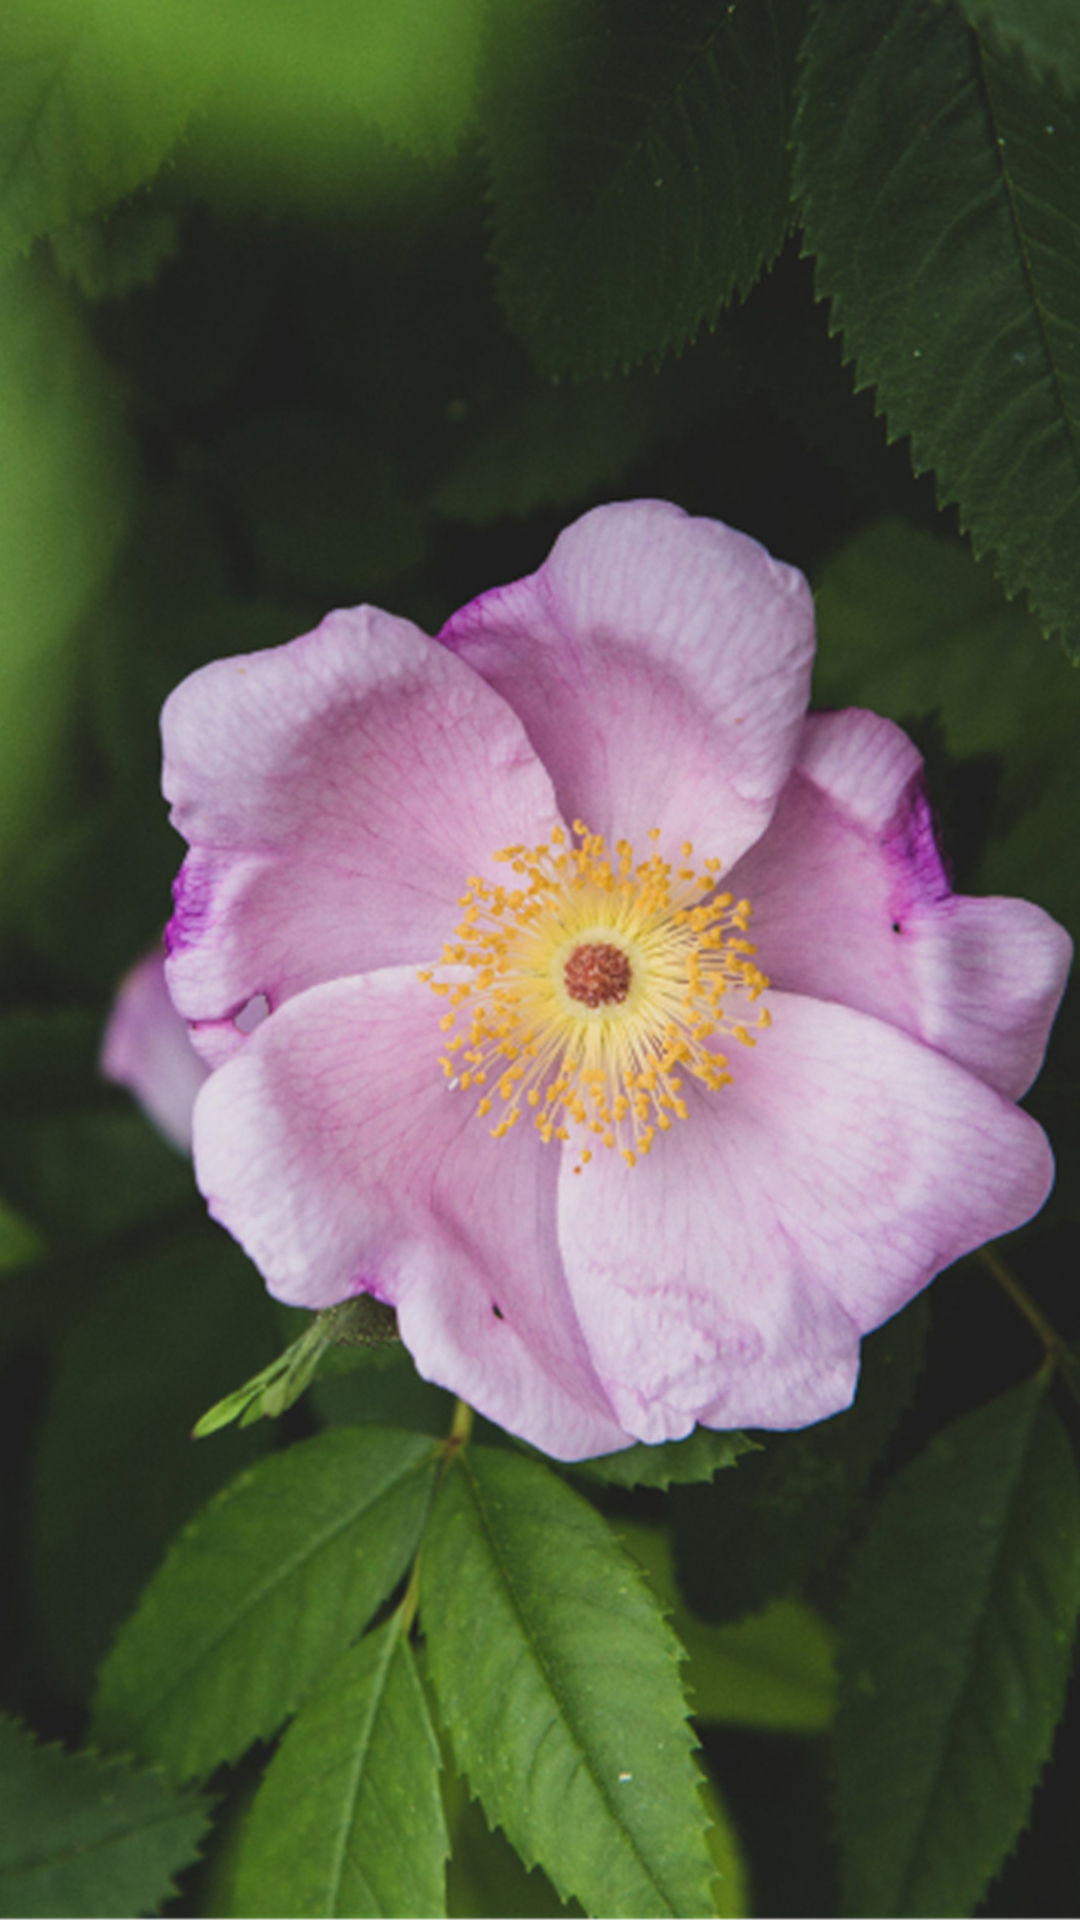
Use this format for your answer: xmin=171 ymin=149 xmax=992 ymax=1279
xmin=162 ymin=608 xmax=559 ymax=1063
xmin=730 ymin=709 xmax=1072 ymax=1099
xmin=440 ymin=500 xmax=815 ymax=866
xmin=192 ymin=970 xmax=630 ymax=1461
xmin=556 ymin=992 xmax=1053 ymax=1441
xmin=99 ymin=950 xmax=209 ymax=1152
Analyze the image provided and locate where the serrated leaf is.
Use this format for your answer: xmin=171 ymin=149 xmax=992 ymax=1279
xmin=484 ymin=0 xmax=806 ymax=377
xmin=835 ymin=1376 xmax=1080 ymax=1917
xmin=421 ymin=1446 xmax=715 ymax=1918
xmin=959 ymin=0 xmax=1080 ymax=94
xmin=31 ymin=1223 xmax=278 ymax=1700
xmin=231 ymin=1617 xmax=448 ymax=1918
xmin=573 ymin=1425 xmax=755 ymax=1490
xmin=620 ymin=1523 xmax=837 ymax=1732
xmin=0 ymin=1714 xmax=208 ymax=1919
xmin=795 ymin=0 xmax=1080 ymax=656
xmin=50 ymin=204 xmax=180 ymax=301
xmin=92 ymin=1426 xmax=438 ymax=1782
xmin=672 ymin=1299 xmax=929 ymax=1621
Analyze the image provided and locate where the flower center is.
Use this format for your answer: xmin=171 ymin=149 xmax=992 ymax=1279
xmin=564 ymin=941 xmax=632 ymax=1008
xmin=420 ymin=821 xmax=770 ymax=1170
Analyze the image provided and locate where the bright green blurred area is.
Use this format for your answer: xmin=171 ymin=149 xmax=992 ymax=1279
xmin=1 ymin=0 xmax=494 ymax=260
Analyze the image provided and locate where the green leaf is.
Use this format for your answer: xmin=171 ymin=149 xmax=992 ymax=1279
xmin=193 ymin=1295 xmax=399 ymax=1437
xmin=0 ymin=1714 xmax=208 ymax=1919
xmin=0 ymin=1 xmax=203 ymax=266
xmin=0 ymin=1196 xmax=42 ymax=1271
xmin=50 ymin=203 xmax=180 ymax=301
xmin=0 ymin=1108 xmax=194 ymax=1244
xmin=30 ymin=1223 xmax=278 ymax=1700
xmin=573 ymin=1425 xmax=756 ymax=1490
xmin=421 ymin=1445 xmax=716 ymax=1918
xmin=92 ymin=1426 xmax=439 ymax=1782
xmin=619 ymin=1524 xmax=837 ymax=1732
xmin=959 ymin=0 xmax=1080 ymax=94
xmin=230 ymin=1616 xmax=448 ymax=1918
xmin=484 ymin=0 xmax=806 ymax=377
xmin=795 ymin=0 xmax=1080 ymax=657
xmin=835 ymin=1376 xmax=1080 ymax=1917
xmin=672 ymin=1298 xmax=929 ymax=1621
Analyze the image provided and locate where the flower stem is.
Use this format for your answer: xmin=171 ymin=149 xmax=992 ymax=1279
xmin=979 ymin=1246 xmax=1078 ymax=1395
xmin=447 ymin=1397 xmax=474 ymax=1450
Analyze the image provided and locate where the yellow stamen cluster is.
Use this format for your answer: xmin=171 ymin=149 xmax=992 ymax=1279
xmin=419 ymin=822 xmax=770 ymax=1170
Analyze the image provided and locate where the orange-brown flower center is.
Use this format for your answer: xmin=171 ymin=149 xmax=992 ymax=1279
xmin=563 ymin=941 xmax=632 ymax=1009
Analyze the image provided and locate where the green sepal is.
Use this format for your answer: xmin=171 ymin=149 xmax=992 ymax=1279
xmin=192 ymin=1295 xmax=399 ymax=1437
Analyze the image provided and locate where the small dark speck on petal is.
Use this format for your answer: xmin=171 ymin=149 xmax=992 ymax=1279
xmin=492 ymin=1303 xmax=505 ymax=1320
xmin=892 ymin=922 xmax=902 ymax=935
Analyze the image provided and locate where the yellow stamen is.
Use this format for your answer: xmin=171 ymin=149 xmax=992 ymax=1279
xmin=421 ymin=822 xmax=769 ymax=1170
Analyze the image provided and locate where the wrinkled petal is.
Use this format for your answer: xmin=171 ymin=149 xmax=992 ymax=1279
xmin=557 ymin=992 xmax=1054 ymax=1441
xmin=163 ymin=607 xmax=559 ymax=1064
xmin=440 ymin=500 xmax=814 ymax=867
xmin=100 ymin=950 xmax=209 ymax=1152
xmin=730 ymin=710 xmax=1072 ymax=1099
xmin=192 ymin=970 xmax=629 ymax=1460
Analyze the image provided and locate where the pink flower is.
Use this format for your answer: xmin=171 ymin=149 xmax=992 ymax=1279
xmin=159 ymin=502 xmax=1070 ymax=1460
xmin=100 ymin=949 xmax=210 ymax=1153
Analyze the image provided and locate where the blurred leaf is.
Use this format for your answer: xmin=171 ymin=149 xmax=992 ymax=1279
xmin=50 ymin=203 xmax=180 ymax=301
xmin=309 ymin=1344 xmax=456 ymax=1438
xmin=0 ymin=1 xmax=203 ymax=266
xmin=620 ymin=1523 xmax=837 ymax=1732
xmin=433 ymin=376 xmax=668 ymax=526
xmin=209 ymin=409 xmax=426 ymax=600
xmin=92 ymin=1427 xmax=439 ymax=1782
xmin=572 ymin=1426 xmax=755 ymax=1490
xmin=959 ymin=0 xmax=1080 ymax=92
xmin=30 ymin=1222 xmax=278 ymax=1700
xmin=484 ymin=0 xmax=806 ymax=376
xmin=835 ymin=1376 xmax=1080 ymax=1916
xmin=0 ymin=1107 xmax=193 ymax=1244
xmin=421 ymin=1445 xmax=715 ymax=1918
xmin=672 ymin=1299 xmax=929 ymax=1622
xmin=0 ymin=260 xmax=129 ymax=893
xmin=0 ymin=1197 xmax=43 ymax=1271
xmin=230 ymin=1616 xmax=448 ymax=1918
xmin=698 ymin=1775 xmax=748 ymax=1920
xmin=795 ymin=0 xmax=1080 ymax=657
xmin=0 ymin=1008 xmax=108 ymax=1117
xmin=0 ymin=1714 xmax=208 ymax=1919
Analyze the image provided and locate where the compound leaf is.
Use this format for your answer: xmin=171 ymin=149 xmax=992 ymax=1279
xmin=0 ymin=1714 xmax=208 ymax=1919
xmin=795 ymin=0 xmax=1080 ymax=657
xmin=835 ymin=1376 xmax=1080 ymax=1916
xmin=230 ymin=1617 xmax=448 ymax=1918
xmin=421 ymin=1445 xmax=716 ymax=1918
xmin=92 ymin=1426 xmax=438 ymax=1782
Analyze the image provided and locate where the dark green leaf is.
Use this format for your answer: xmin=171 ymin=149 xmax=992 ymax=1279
xmin=31 ymin=1223 xmax=278 ymax=1700
xmin=573 ymin=1425 xmax=755 ymax=1489
xmin=231 ymin=1616 xmax=448 ymax=1918
xmin=0 ymin=1714 xmax=208 ymax=1919
xmin=959 ymin=0 xmax=1080 ymax=93
xmin=484 ymin=0 xmax=806 ymax=376
xmin=421 ymin=1445 xmax=716 ymax=1918
xmin=0 ymin=1107 xmax=194 ymax=1244
xmin=795 ymin=0 xmax=1080 ymax=656
xmin=835 ymin=1377 xmax=1080 ymax=1916
xmin=92 ymin=1426 xmax=439 ymax=1782
xmin=0 ymin=260 xmax=129 ymax=890
xmin=620 ymin=1524 xmax=837 ymax=1732
xmin=672 ymin=1299 xmax=929 ymax=1621
xmin=445 ymin=1781 xmax=583 ymax=1919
